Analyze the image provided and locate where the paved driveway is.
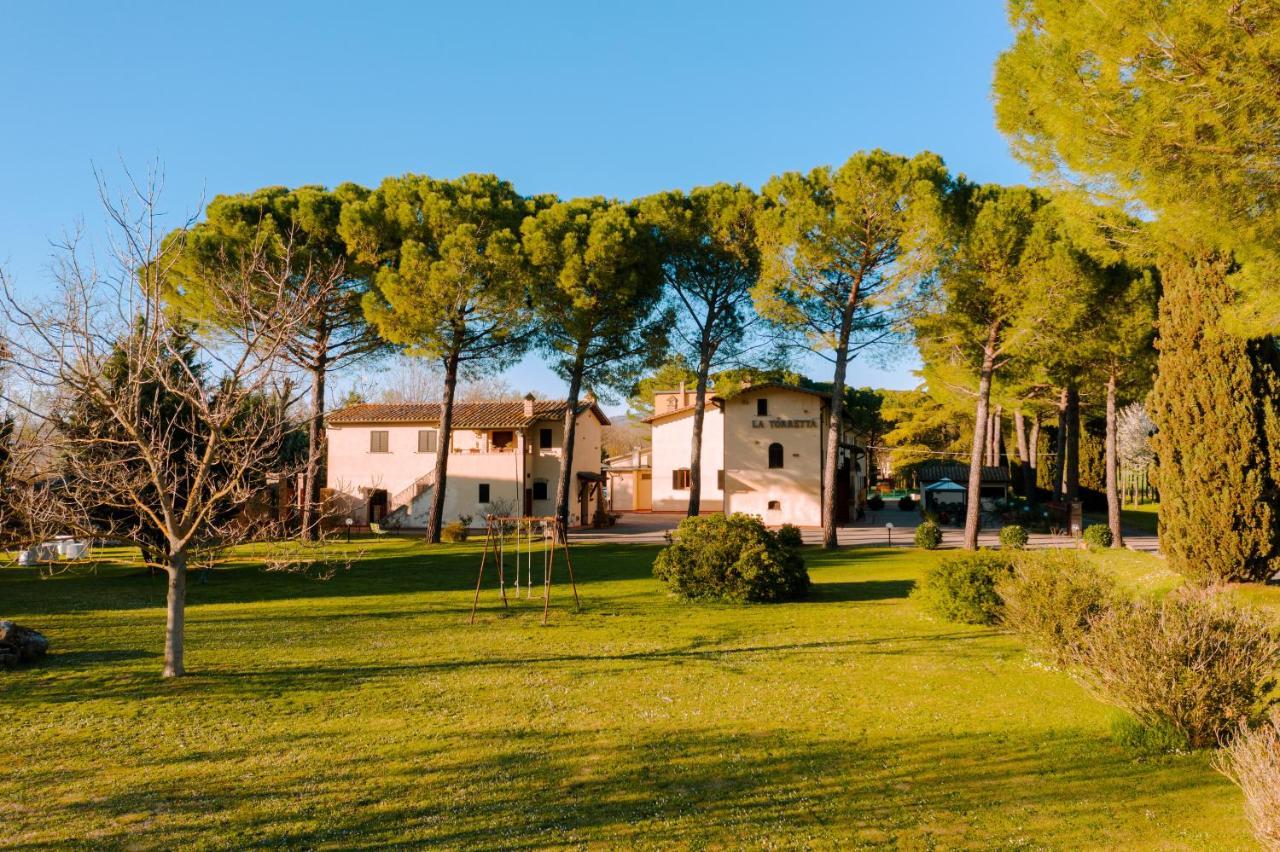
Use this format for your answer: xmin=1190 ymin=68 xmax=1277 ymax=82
xmin=568 ymin=509 xmax=1161 ymax=554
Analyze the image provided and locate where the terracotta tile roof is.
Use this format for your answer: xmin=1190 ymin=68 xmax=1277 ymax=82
xmin=327 ymin=400 xmax=610 ymax=428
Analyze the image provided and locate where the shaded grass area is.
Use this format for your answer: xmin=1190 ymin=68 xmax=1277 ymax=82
xmin=0 ymin=538 xmax=1254 ymax=848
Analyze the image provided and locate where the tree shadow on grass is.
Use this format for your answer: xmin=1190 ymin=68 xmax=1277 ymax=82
xmin=0 ymin=541 xmax=666 ymax=615
xmin=7 ymin=630 xmax=997 ymax=706
xmin=14 ymin=725 xmax=1243 ymax=849
xmin=804 ymin=578 xmax=916 ymax=602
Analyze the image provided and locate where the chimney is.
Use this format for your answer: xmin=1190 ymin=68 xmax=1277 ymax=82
xmin=523 ymin=392 xmax=535 ymax=418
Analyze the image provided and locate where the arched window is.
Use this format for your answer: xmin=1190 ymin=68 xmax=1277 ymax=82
xmin=768 ymin=442 xmax=784 ymax=469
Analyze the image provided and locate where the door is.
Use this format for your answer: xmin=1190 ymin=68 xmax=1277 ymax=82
xmin=636 ymin=472 xmax=652 ymax=511
xmin=524 ymin=488 xmax=533 ymax=516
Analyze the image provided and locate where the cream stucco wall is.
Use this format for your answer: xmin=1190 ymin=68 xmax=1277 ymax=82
xmin=722 ymin=388 xmax=826 ymax=527
xmin=650 ymin=406 xmax=724 ymax=512
xmin=326 ymin=411 xmax=604 ymax=528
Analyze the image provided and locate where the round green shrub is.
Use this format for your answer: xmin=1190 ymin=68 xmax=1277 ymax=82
xmin=914 ymin=520 xmax=942 ymax=550
xmin=867 ymin=494 xmax=885 ymax=511
xmin=1083 ymin=524 xmax=1114 ymax=549
xmin=774 ymin=523 xmax=804 ymax=549
xmin=897 ymin=495 xmax=915 ymax=511
xmin=999 ymin=524 xmax=1029 ymax=549
xmin=914 ymin=550 xmax=1012 ymax=625
xmin=653 ymin=513 xmax=809 ymax=602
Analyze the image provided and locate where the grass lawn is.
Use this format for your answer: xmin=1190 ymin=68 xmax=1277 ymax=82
xmin=0 ymin=537 xmax=1258 ymax=848
xmin=1121 ymin=503 xmax=1161 ymax=535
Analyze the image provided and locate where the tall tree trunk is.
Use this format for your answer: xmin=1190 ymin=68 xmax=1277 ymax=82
xmin=1055 ymin=387 xmax=1068 ymax=501
xmin=1064 ymin=384 xmax=1080 ymax=504
xmin=1028 ymin=412 xmax=1041 ymax=507
xmin=163 ymin=550 xmax=187 ymax=678
xmin=300 ymin=357 xmax=327 ymax=541
xmin=687 ymin=349 xmax=712 ymax=518
xmin=823 ymin=321 xmax=854 ymax=550
xmin=1013 ymin=408 xmax=1031 ymax=499
xmin=554 ymin=352 xmax=587 ymax=536
xmin=1105 ymin=369 xmax=1123 ymax=548
xmin=964 ymin=325 xmax=999 ymax=550
xmin=425 ymin=350 xmax=460 ymax=543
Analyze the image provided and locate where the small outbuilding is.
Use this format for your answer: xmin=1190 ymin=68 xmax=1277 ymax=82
xmin=916 ymin=461 xmax=1011 ymax=504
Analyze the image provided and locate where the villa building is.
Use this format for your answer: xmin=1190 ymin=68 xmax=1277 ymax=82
xmin=642 ymin=382 xmax=866 ymax=527
xmin=325 ymin=394 xmax=609 ymax=529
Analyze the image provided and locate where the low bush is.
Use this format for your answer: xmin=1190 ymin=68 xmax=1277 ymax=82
xmin=996 ymin=550 xmax=1117 ymax=665
xmin=999 ymin=524 xmax=1028 ymax=550
xmin=653 ymin=513 xmax=809 ymax=603
xmin=774 ymin=524 xmax=804 ymax=549
xmin=914 ymin=550 xmax=1011 ymax=625
xmin=867 ymin=494 xmax=885 ymax=511
xmin=440 ymin=522 xmax=469 ymax=543
xmin=1071 ymin=585 xmax=1280 ymax=748
xmin=914 ymin=520 xmax=942 ymax=550
xmin=1082 ymin=524 xmax=1113 ymax=549
xmin=1216 ymin=710 xmax=1280 ymax=848
xmin=897 ymin=495 xmax=915 ymax=511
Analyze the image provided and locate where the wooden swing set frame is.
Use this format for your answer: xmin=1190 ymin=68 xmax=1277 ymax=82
xmin=468 ymin=515 xmax=580 ymax=626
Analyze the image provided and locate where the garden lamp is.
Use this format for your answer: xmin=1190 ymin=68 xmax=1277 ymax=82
xmin=345 ymin=516 xmax=354 ymax=543
xmin=885 ymin=522 xmax=894 ymax=546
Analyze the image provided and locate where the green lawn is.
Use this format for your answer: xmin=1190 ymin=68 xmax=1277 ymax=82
xmin=1121 ymin=503 xmax=1161 ymax=534
xmin=0 ymin=537 xmax=1258 ymax=848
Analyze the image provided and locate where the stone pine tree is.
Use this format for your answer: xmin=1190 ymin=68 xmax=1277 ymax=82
xmin=755 ymin=150 xmax=949 ymax=549
xmin=915 ymin=183 xmax=1045 ymax=549
xmin=1150 ymin=255 xmax=1280 ymax=581
xmin=164 ymin=185 xmax=387 ymax=540
xmin=995 ymin=0 xmax=1280 ymax=572
xmin=1093 ymin=269 xmax=1157 ymax=547
xmin=637 ymin=184 xmax=761 ymax=517
xmin=521 ymin=197 xmax=669 ymax=533
xmin=1017 ymin=201 xmax=1158 ymax=545
xmin=340 ymin=174 xmax=535 ymax=543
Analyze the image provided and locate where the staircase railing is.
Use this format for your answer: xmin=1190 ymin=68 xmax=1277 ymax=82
xmin=390 ymin=470 xmax=435 ymax=512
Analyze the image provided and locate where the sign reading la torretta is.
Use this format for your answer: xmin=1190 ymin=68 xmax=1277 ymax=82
xmin=751 ymin=418 xmax=818 ymax=429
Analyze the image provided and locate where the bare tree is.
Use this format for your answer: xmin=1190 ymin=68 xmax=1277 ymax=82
xmin=0 ymin=165 xmax=321 ymax=677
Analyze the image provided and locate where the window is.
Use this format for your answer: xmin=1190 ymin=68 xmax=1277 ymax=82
xmin=478 ymin=483 xmax=491 ymax=503
xmin=491 ymin=430 xmax=514 ymax=450
xmin=768 ymin=442 xmax=784 ymax=469
xmin=757 ymin=398 xmax=768 ymax=417
xmin=768 ymin=500 xmax=781 ymax=510
xmin=370 ymin=430 xmax=389 ymax=453
xmin=539 ymin=428 xmax=553 ymax=449
xmin=717 ymin=469 xmax=725 ymax=490
xmin=533 ymin=480 xmax=548 ymax=500
xmin=417 ymin=429 xmax=437 ymax=453
xmin=672 ymin=468 xmax=691 ymax=490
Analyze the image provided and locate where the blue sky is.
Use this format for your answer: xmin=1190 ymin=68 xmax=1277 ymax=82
xmin=1 ymin=1 xmax=1029 ymax=407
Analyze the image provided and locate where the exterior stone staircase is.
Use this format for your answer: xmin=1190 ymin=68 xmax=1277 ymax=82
xmin=383 ymin=471 xmax=435 ymax=529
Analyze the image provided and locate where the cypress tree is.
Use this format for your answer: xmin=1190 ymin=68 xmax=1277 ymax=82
xmin=1150 ymin=253 xmax=1280 ymax=582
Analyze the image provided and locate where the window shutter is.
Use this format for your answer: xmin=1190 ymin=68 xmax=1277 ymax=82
xmin=418 ymin=430 xmax=437 ymax=453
